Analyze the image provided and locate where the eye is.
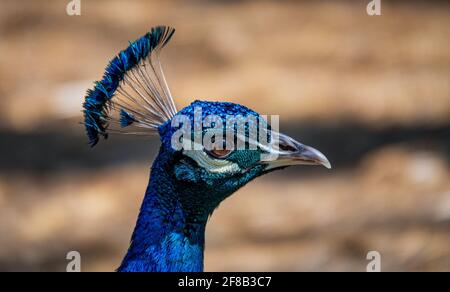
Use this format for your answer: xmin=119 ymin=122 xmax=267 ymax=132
xmin=206 ymin=148 xmax=232 ymax=159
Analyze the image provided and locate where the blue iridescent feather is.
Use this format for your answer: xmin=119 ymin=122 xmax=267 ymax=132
xmin=117 ymin=101 xmax=269 ymax=272
xmin=119 ymin=109 xmax=137 ymax=127
xmin=82 ymin=26 xmax=175 ymax=146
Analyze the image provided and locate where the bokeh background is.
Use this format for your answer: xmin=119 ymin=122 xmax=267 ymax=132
xmin=0 ymin=0 xmax=449 ymax=271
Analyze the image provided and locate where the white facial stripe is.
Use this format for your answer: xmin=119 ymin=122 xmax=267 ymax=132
xmin=183 ymin=150 xmax=241 ymax=174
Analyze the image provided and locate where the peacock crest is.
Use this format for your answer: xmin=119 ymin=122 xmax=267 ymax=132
xmin=83 ymin=26 xmax=177 ymax=146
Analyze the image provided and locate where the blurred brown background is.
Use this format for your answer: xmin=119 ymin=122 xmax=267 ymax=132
xmin=0 ymin=0 xmax=449 ymax=271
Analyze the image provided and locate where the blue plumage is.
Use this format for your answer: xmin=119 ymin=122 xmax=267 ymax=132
xmin=83 ymin=26 xmax=175 ymax=146
xmin=158 ymin=100 xmax=265 ymax=151
xmin=118 ymin=148 xmax=207 ymax=272
xmin=83 ymin=26 xmax=331 ymax=272
xmin=119 ymin=109 xmax=137 ymax=127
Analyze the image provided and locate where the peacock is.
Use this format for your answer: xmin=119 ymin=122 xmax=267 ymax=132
xmin=82 ymin=26 xmax=331 ymax=272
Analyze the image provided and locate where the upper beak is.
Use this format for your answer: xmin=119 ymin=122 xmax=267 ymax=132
xmin=260 ymin=132 xmax=331 ymax=170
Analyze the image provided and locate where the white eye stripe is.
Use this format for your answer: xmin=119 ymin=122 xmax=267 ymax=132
xmin=183 ymin=150 xmax=240 ymax=174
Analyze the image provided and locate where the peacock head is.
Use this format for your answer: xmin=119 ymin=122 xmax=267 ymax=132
xmin=83 ymin=26 xmax=330 ymax=216
xmin=154 ymin=100 xmax=331 ymax=210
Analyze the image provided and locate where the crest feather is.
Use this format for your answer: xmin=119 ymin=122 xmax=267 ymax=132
xmin=82 ymin=26 xmax=177 ymax=146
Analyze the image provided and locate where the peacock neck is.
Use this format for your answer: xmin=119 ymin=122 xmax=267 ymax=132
xmin=118 ymin=148 xmax=208 ymax=272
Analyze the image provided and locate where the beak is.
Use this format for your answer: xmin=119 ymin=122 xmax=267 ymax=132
xmin=259 ymin=132 xmax=331 ymax=170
